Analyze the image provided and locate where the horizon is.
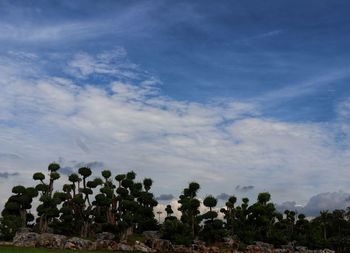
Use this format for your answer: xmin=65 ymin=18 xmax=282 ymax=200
xmin=1 ymin=0 xmax=350 ymax=217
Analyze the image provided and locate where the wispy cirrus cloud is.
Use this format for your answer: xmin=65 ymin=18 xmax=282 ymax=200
xmin=255 ymin=67 xmax=350 ymax=104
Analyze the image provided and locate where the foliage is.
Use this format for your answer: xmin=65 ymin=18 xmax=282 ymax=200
xmin=0 ymin=215 xmax=22 ymax=241
xmin=2 ymin=162 xmax=350 ymax=253
xmin=178 ymin=182 xmax=202 ymax=238
xmin=200 ymin=195 xmax=226 ymax=243
xmin=161 ymin=219 xmax=192 ymax=246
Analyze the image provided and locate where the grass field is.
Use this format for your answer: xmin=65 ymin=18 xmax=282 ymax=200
xmin=0 ymin=246 xmax=134 ymax=253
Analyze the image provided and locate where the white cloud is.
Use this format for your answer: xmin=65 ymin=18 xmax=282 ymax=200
xmin=66 ymin=49 xmax=140 ymax=80
xmin=0 ymin=49 xmax=350 ymax=213
xmin=276 ymin=192 xmax=350 ymax=217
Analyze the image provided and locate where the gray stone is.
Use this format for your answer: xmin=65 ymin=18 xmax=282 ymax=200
xmin=37 ymin=233 xmax=67 ymax=249
xmin=95 ymin=239 xmax=119 ymax=251
xmin=134 ymin=241 xmax=155 ymax=252
xmin=118 ymin=243 xmax=135 ymax=251
xmin=13 ymin=232 xmax=39 ymax=248
xmin=64 ymin=237 xmax=93 ymax=250
xmin=145 ymin=238 xmax=173 ymax=252
xmin=173 ymin=244 xmax=191 ymax=253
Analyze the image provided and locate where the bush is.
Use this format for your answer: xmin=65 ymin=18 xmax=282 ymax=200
xmin=161 ymin=219 xmax=192 ymax=246
xmin=0 ymin=215 xmax=22 ymax=241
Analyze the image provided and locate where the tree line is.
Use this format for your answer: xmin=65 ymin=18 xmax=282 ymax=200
xmin=1 ymin=163 xmax=350 ymax=252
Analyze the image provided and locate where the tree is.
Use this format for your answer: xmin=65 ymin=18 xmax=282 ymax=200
xmin=33 ymin=162 xmax=62 ymax=233
xmin=165 ymin=205 xmax=176 ymax=221
xmin=200 ymin=195 xmax=225 ymax=243
xmin=221 ymin=195 xmax=237 ymax=236
xmin=178 ymin=182 xmax=201 ymax=238
xmin=247 ymin=192 xmax=277 ymax=242
xmin=1 ymin=185 xmax=38 ymax=238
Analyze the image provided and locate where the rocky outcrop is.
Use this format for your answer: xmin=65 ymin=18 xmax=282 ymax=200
xmin=0 ymin=241 xmax=13 ymax=246
xmin=245 ymin=242 xmax=335 ymax=253
xmin=13 ymin=231 xmax=39 ymax=248
xmin=118 ymin=243 xmax=135 ymax=251
xmin=246 ymin=241 xmax=274 ymax=253
xmin=135 ymin=240 xmax=156 ymax=252
xmin=223 ymin=237 xmax=240 ymax=249
xmin=95 ymin=239 xmax=119 ymax=251
xmin=37 ymin=233 xmax=67 ymax=249
xmin=9 ymin=232 xmax=336 ymax=253
xmin=173 ymin=244 xmax=192 ymax=253
xmin=145 ymin=238 xmax=174 ymax=252
xmin=64 ymin=237 xmax=94 ymax=250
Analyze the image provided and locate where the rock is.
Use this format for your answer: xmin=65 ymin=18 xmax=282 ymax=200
xmin=145 ymin=238 xmax=173 ymax=252
xmin=37 ymin=233 xmax=67 ymax=249
xmin=64 ymin=237 xmax=93 ymax=250
xmin=95 ymin=239 xmax=119 ymax=251
xmin=119 ymin=243 xmax=135 ymax=251
xmin=96 ymin=232 xmax=115 ymax=240
xmin=223 ymin=237 xmax=239 ymax=249
xmin=0 ymin=241 xmax=13 ymax=246
xmin=13 ymin=232 xmax=39 ymax=248
xmin=207 ymin=246 xmax=220 ymax=253
xmin=255 ymin=241 xmax=274 ymax=249
xmin=246 ymin=242 xmax=274 ymax=253
xmin=273 ymin=249 xmax=291 ymax=253
xmin=143 ymin=231 xmax=161 ymax=239
xmin=192 ymin=240 xmax=206 ymax=252
xmin=173 ymin=244 xmax=191 ymax=253
xmin=295 ymin=246 xmax=308 ymax=253
xmin=134 ymin=241 xmax=155 ymax=252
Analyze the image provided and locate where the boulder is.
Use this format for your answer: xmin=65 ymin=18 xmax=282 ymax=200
xmin=95 ymin=239 xmax=119 ymax=251
xmin=246 ymin=242 xmax=274 ymax=253
xmin=134 ymin=241 xmax=156 ymax=252
xmin=223 ymin=237 xmax=239 ymax=249
xmin=192 ymin=240 xmax=206 ymax=253
xmin=273 ymin=249 xmax=292 ymax=253
xmin=209 ymin=246 xmax=220 ymax=253
xmin=96 ymin=232 xmax=115 ymax=241
xmin=118 ymin=243 xmax=135 ymax=251
xmin=145 ymin=238 xmax=173 ymax=252
xmin=0 ymin=241 xmax=13 ymax=246
xmin=64 ymin=237 xmax=93 ymax=250
xmin=173 ymin=244 xmax=191 ymax=253
xmin=37 ymin=233 xmax=67 ymax=249
xmin=294 ymin=246 xmax=309 ymax=253
xmin=13 ymin=232 xmax=39 ymax=248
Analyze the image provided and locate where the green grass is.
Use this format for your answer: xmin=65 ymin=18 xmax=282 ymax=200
xmin=0 ymin=246 xmax=138 ymax=253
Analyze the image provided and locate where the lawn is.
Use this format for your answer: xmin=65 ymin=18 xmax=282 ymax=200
xmin=0 ymin=246 xmax=135 ymax=253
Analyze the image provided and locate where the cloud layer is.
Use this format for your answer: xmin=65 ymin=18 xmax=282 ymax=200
xmin=0 ymin=49 xmax=350 ymax=213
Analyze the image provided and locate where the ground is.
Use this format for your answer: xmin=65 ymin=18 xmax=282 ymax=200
xmin=0 ymin=246 xmax=137 ymax=253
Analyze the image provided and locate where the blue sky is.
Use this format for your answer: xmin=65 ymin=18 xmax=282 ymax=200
xmin=1 ymin=0 xmax=350 ymax=215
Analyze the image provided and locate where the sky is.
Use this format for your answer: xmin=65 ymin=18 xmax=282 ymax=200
xmin=1 ymin=0 xmax=350 ymax=216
